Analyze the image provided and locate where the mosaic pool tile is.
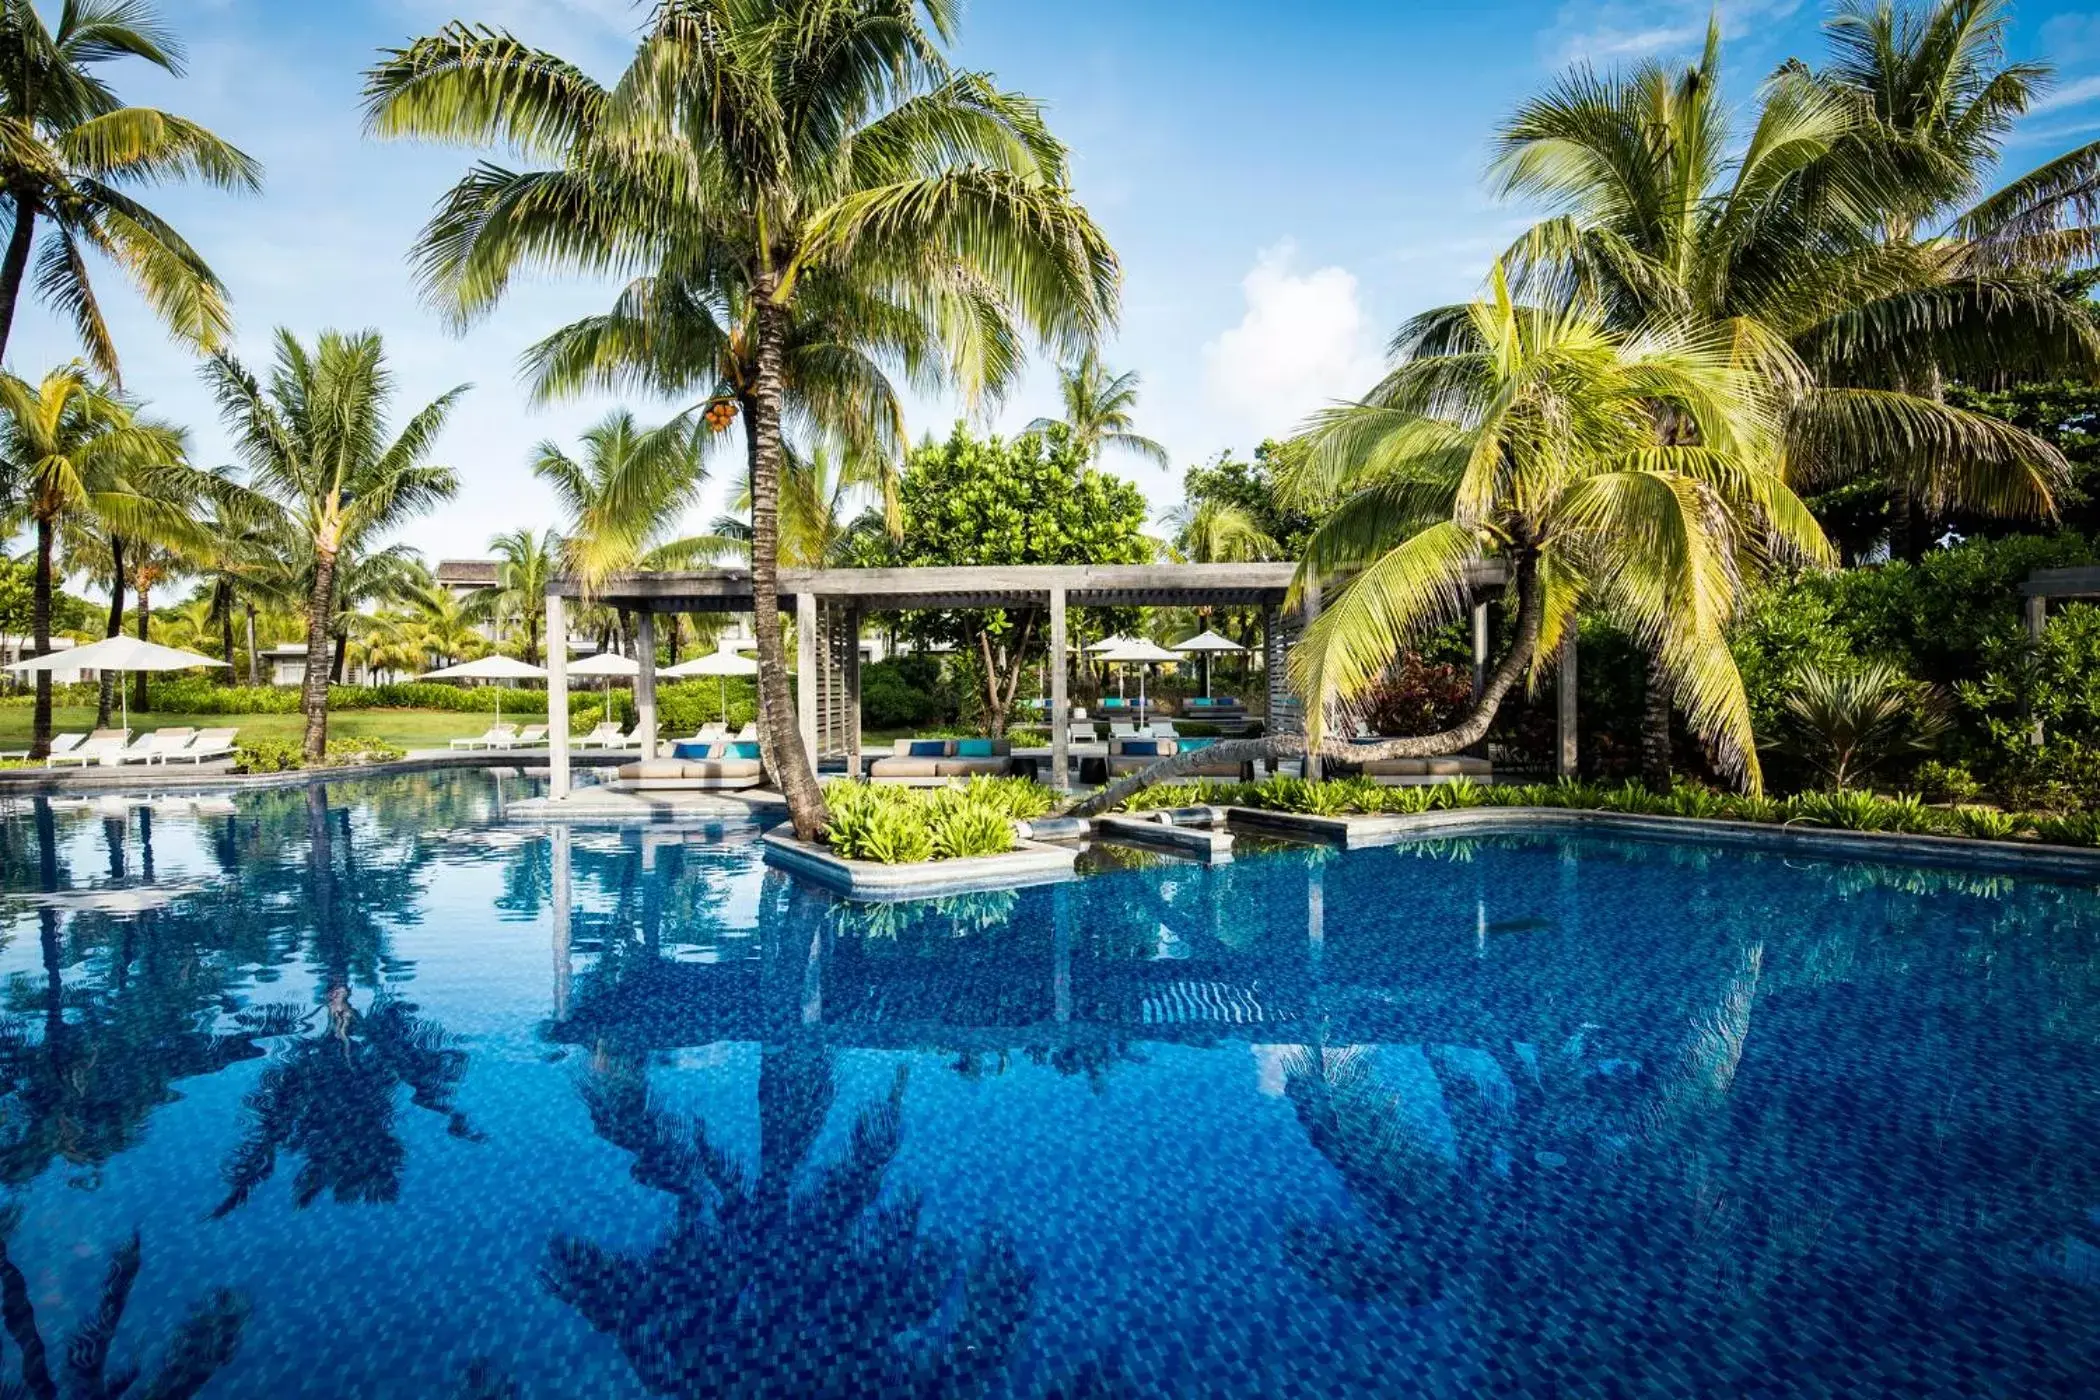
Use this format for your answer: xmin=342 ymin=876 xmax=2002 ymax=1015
xmin=0 ymin=774 xmax=2093 ymax=1396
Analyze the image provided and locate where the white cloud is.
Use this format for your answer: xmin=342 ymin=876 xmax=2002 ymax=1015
xmin=2030 ymin=73 xmax=2100 ymax=116
xmin=1547 ymin=0 xmax=1801 ymax=65
xmin=1201 ymin=242 xmax=1383 ymax=442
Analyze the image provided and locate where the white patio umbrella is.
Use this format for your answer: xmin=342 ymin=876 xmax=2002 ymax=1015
xmin=662 ymin=641 xmax=757 ymax=719
xmin=422 ymin=654 xmax=548 ymax=726
xmin=1093 ymin=638 xmax=1179 ymax=727
xmin=567 ymin=651 xmax=640 ymax=716
xmin=8 ymin=635 xmax=227 ymax=731
xmin=1085 ymin=634 xmax=1134 ymax=698
xmin=1173 ymin=628 xmax=1248 ymax=698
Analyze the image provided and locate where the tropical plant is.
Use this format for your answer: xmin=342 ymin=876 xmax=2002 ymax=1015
xmin=927 ymin=800 xmax=1014 ymax=859
xmin=877 ymin=424 xmax=1152 ymax=736
xmin=532 ymin=409 xmax=732 ymax=589
xmin=714 ymin=444 xmax=890 ymax=567
xmin=0 ymin=365 xmax=191 ymax=753
xmin=1776 ymin=659 xmax=1946 ymax=788
xmin=1027 ymin=347 xmax=1167 ymax=467
xmin=0 ymin=0 xmax=262 ymax=373
xmin=487 ymin=526 xmax=558 ymax=663
xmin=1487 ymin=14 xmax=2093 ymax=564
xmin=205 ymin=329 xmax=464 ymax=760
xmin=1072 ymin=270 xmax=1827 ymax=816
xmin=364 ymin=0 xmax=1119 ymax=840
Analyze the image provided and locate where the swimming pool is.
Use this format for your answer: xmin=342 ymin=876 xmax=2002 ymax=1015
xmin=0 ymin=771 xmax=2095 ymax=1397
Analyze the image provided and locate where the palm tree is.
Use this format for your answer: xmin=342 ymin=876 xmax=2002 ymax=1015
xmin=487 ymin=526 xmax=558 ymax=663
xmin=0 ymin=0 xmax=261 ymax=375
xmin=1028 ymin=347 xmax=1168 ymax=467
xmin=0 ymin=365 xmax=189 ymax=754
xmin=189 ymin=482 xmax=291 ymax=683
xmin=1073 ymin=271 xmax=1828 ymax=813
xmin=205 ymin=330 xmax=464 ymax=760
xmin=1166 ymin=498 xmax=1278 ymax=564
xmin=1487 ymin=19 xmax=2092 ymax=562
xmin=532 ymin=409 xmax=729 ymax=592
xmin=364 ymin=0 xmax=1118 ymax=840
xmin=713 ymin=446 xmax=889 ymax=568
xmin=124 ymin=536 xmax=187 ymax=712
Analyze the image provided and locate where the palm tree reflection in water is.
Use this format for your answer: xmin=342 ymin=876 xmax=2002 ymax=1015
xmin=545 ymin=1038 xmax=1034 ymax=1397
xmin=214 ymin=784 xmax=480 ymax=1216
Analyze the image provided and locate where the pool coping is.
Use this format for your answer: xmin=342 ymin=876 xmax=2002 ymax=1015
xmin=1222 ymin=805 xmax=2100 ymax=879
xmin=761 ymin=827 xmax=1080 ymax=901
xmin=0 ymin=749 xmax=628 ymax=797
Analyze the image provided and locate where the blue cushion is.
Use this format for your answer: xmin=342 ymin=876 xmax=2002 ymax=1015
xmin=671 ymin=740 xmax=712 ymax=760
xmin=1122 ymin=739 xmax=1160 ymax=757
xmin=956 ymin=738 xmax=997 ymax=757
xmin=907 ymin=739 xmax=950 ymax=757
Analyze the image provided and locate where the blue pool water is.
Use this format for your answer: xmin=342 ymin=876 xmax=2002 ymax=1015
xmin=0 ymin=772 xmax=2096 ymax=1397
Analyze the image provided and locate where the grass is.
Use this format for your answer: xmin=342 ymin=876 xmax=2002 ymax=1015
xmin=0 ymin=707 xmax=507 ymax=752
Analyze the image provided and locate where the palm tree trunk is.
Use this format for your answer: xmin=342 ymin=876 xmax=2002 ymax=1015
xmin=219 ymin=587 xmax=236 ymax=668
xmin=748 ymin=284 xmax=827 ymax=838
xmin=30 ymin=515 xmax=53 ymax=758
xmin=331 ymin=630 xmax=349 ymax=684
xmin=132 ymin=579 xmax=151 ymax=717
xmin=1640 ymin=653 xmax=1672 ymax=790
xmin=97 ymin=536 xmax=125 ymax=729
xmin=301 ymin=549 xmax=339 ymax=762
xmin=0 ymin=198 xmax=36 ymax=366
xmin=244 ymin=602 xmax=260 ymax=686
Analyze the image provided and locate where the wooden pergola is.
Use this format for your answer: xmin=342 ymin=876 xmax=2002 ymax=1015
xmin=538 ymin=559 xmax=1573 ymax=797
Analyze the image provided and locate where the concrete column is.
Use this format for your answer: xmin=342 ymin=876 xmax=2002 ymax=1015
xmin=1048 ymin=586 xmax=1069 ymax=790
xmin=1556 ymin=630 xmax=1579 ymax=780
xmin=845 ymin=605 xmax=863 ymax=778
xmin=546 ymin=592 xmax=571 ymax=799
xmin=635 ymin=611 xmax=658 ymax=760
xmin=2024 ymin=594 xmax=2047 ymax=745
xmin=1302 ymin=575 xmax=1322 ymax=784
xmin=795 ymin=591 xmax=818 ymax=768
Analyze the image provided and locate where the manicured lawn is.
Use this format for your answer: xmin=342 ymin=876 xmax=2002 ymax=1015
xmin=0 ymin=707 xmax=509 ymax=752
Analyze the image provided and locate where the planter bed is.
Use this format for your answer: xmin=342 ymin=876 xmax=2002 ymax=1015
xmin=762 ymin=826 xmax=1080 ymax=901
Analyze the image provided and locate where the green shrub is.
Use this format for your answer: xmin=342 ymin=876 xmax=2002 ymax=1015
xmin=861 ymin=656 xmax=949 ymax=729
xmin=1913 ymin=759 xmax=1983 ymax=804
xmin=1950 ymin=806 xmax=2020 ymax=840
xmin=1784 ymin=789 xmax=1893 ymax=830
xmin=953 ymin=775 xmax=1057 ymax=820
xmin=928 ymin=803 xmax=1015 ymax=859
xmin=234 ymin=739 xmax=304 ymax=773
xmin=328 ymin=736 xmax=406 ymax=765
xmin=2031 ymin=811 xmax=2100 ymax=847
xmin=833 ymin=800 xmax=935 ymax=863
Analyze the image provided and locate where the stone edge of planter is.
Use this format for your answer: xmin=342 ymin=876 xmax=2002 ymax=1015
xmin=761 ymin=827 xmax=1081 ymax=901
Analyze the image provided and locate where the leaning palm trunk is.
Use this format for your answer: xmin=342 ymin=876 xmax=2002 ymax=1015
xmin=1067 ymin=554 xmax=1543 ymax=817
xmin=749 ymin=293 xmax=828 ymax=838
xmin=301 ymin=550 xmax=339 ymax=761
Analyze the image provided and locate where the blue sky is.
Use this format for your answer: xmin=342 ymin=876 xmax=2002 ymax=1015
xmin=13 ymin=0 xmax=2100 ymax=565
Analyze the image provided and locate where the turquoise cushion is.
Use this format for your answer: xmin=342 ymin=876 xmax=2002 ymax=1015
xmin=907 ymin=739 xmax=949 ymax=757
xmin=956 ymin=738 xmax=997 ymax=757
xmin=1188 ymin=697 xmax=1212 ymax=707
xmin=1182 ymin=737 xmax=1216 ymax=750
xmin=721 ymin=741 xmax=761 ymax=760
xmin=1101 ymin=697 xmax=1128 ymax=709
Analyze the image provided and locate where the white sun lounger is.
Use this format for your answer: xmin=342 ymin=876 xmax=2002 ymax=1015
xmin=116 ymin=728 xmax=197 ymax=764
xmin=5 ymin=732 xmax=81 ymax=761
xmin=494 ymin=724 xmax=548 ymax=749
xmin=48 ymin=729 xmax=130 ymax=768
xmin=156 ymin=728 xmax=240 ymax=765
xmin=572 ymin=722 xmax=622 ymax=750
xmin=450 ymin=723 xmax=518 ymax=751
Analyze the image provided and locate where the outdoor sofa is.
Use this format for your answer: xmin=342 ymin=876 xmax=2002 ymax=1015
xmin=1339 ymin=752 xmax=1494 ymax=785
xmin=1106 ymin=735 xmax=1258 ymax=781
xmin=616 ymin=739 xmax=765 ymax=791
xmin=868 ymin=737 xmax=1015 ymax=784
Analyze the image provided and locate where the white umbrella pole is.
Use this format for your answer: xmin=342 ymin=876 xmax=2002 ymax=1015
xmin=1139 ymin=667 xmax=1147 ymax=728
xmin=718 ymin=675 xmax=727 ymax=720
xmin=121 ymin=671 xmax=128 ymax=733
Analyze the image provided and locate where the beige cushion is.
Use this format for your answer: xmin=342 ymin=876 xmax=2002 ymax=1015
xmin=869 ymin=757 xmax=944 ymax=778
xmin=935 ymin=758 xmax=1012 ymax=777
xmin=1359 ymin=754 xmax=1491 ymax=777
xmin=680 ymin=760 xmax=762 ymax=780
xmin=619 ymin=758 xmax=690 ymax=781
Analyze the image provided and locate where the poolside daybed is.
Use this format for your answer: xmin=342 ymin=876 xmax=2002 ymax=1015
xmin=1343 ymin=753 xmax=1493 ymax=785
xmin=868 ymin=737 xmax=1015 ymax=785
xmin=616 ymin=738 xmax=765 ymax=790
xmin=1107 ymin=736 xmax=1259 ymax=782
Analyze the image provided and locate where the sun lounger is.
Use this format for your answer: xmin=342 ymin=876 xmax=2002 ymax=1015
xmin=5 ymin=733 xmax=81 ymax=761
xmin=571 ymin=722 xmax=622 ymax=749
xmin=157 ymin=728 xmax=240 ymax=765
xmin=48 ymin=729 xmax=130 ymax=768
xmin=450 ymin=723 xmax=518 ymax=751
xmin=115 ymin=728 xmax=196 ymax=764
xmin=1148 ymin=720 xmax=1180 ymax=738
xmin=1109 ymin=721 xmax=1138 ymax=740
xmin=495 ymin=724 xmax=548 ymax=749
xmin=733 ymin=723 xmax=758 ymax=742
